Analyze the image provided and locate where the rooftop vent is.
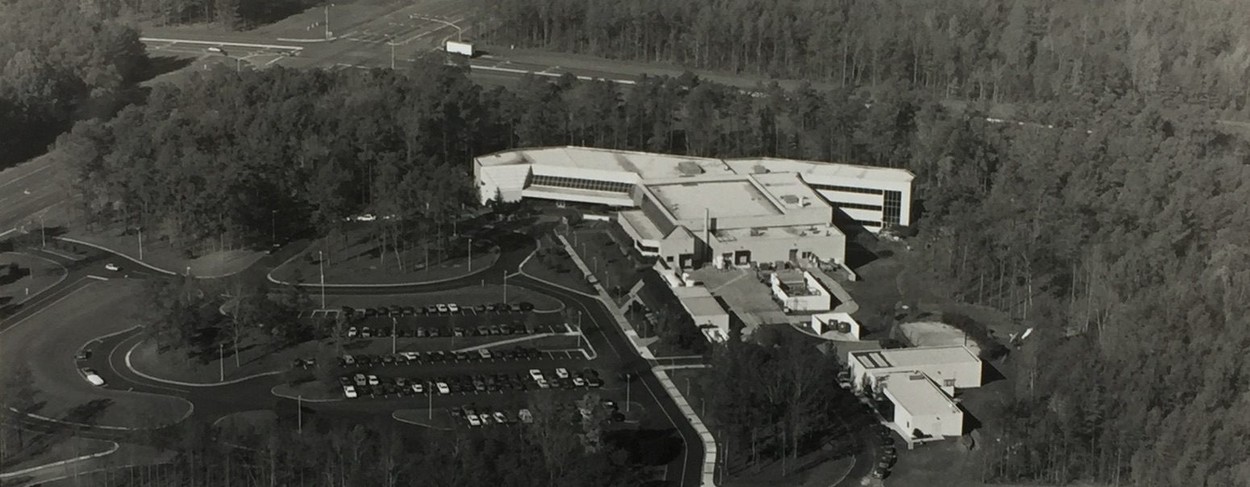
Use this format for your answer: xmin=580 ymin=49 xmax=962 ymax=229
xmin=677 ymin=161 xmax=705 ymax=176
xmin=779 ymin=194 xmax=800 ymax=205
xmin=752 ymin=164 xmax=770 ymax=174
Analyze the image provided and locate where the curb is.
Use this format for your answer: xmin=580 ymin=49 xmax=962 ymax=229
xmin=0 ymin=441 xmax=119 ymax=479
xmin=652 ymin=368 xmax=718 ymax=487
xmin=391 ymin=411 xmax=453 ymax=431
xmin=275 ymin=37 xmax=336 ymax=43
xmin=3 ymin=251 xmax=69 ymax=305
xmin=267 ymin=245 xmax=501 ymax=288
xmin=270 ymin=385 xmax=343 ymax=403
xmin=123 ymin=338 xmax=284 ymax=387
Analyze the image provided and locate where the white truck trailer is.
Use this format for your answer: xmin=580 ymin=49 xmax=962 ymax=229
xmin=445 ymin=40 xmax=474 ymax=57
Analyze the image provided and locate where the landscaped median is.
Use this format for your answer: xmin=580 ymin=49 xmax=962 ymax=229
xmin=124 ymin=330 xmax=323 ymax=385
xmin=268 ymin=234 xmax=500 ymax=286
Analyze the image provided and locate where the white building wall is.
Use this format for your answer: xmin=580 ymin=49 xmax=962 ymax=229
xmin=817 ymin=191 xmax=884 ymax=206
xmin=477 ymin=164 xmax=532 ymax=205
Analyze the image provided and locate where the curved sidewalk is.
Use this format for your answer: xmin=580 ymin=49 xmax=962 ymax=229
xmin=0 ymin=441 xmax=119 ymax=480
xmin=266 ymin=246 xmax=502 ymax=288
xmin=123 ymin=337 xmax=284 ymax=388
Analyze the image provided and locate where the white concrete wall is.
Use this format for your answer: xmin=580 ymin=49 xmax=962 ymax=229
xmin=477 ymin=164 xmax=531 ymax=205
xmin=889 ymin=397 xmax=964 ymax=438
xmin=770 ymin=273 xmax=833 ymax=311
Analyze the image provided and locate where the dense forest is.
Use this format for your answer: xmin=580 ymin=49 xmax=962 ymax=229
xmin=0 ymin=0 xmax=147 ymax=166
xmin=73 ymin=0 xmax=321 ymax=29
xmin=480 ymin=0 xmax=1250 ymax=112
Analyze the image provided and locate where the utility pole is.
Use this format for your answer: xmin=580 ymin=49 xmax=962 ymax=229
xmin=39 ymin=217 xmax=45 ymax=248
xmin=297 ymin=395 xmax=303 ymax=434
xmin=271 ymin=210 xmax=277 ymax=247
xmin=391 ymin=317 xmax=397 ymax=354
xmin=503 ymin=270 xmax=508 ymax=303
xmin=626 ymin=374 xmax=631 ymax=412
xmin=137 ymin=227 xmax=143 ymax=260
xmin=318 ymin=250 xmax=326 ymax=310
xmin=219 ymin=344 xmax=224 ymax=382
xmin=428 ymin=381 xmax=433 ymax=420
xmin=468 ymin=238 xmax=473 ymax=272
xmin=388 ymin=37 xmax=396 ymax=69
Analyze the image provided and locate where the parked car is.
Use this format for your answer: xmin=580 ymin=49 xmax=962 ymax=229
xmin=437 ymin=382 xmax=450 ymax=394
xmin=518 ymin=408 xmax=534 ymax=424
xmin=353 ymin=373 xmax=367 ymax=386
xmin=75 ymin=349 xmax=91 ymax=361
xmin=529 ymin=369 xmax=544 ymax=382
xmin=436 ymin=304 xmax=450 ymax=313
xmin=474 ymin=304 xmax=488 ymax=313
xmin=382 ymin=355 xmax=396 ymax=366
xmin=347 ymin=326 xmax=359 ymax=338
xmin=343 ymin=385 xmax=358 ymax=398
xmin=361 ymin=327 xmax=373 ymax=338
xmin=402 ymin=306 xmax=416 ymax=316
xmin=477 ymin=349 xmax=492 ymax=360
xmin=519 ymin=302 xmax=535 ymax=311
xmin=411 ymin=383 xmax=424 ymax=394
xmin=453 ymin=328 xmax=464 ymax=337
xmin=104 ymin=263 xmax=120 ymax=272
xmin=448 ymin=303 xmax=460 ymax=313
xmin=466 ymin=414 xmax=482 ymax=427
xmin=555 ymin=368 xmax=570 ymax=379
xmin=493 ymin=411 xmax=508 ymax=424
xmin=81 ymin=368 xmax=105 ymax=386
xmin=367 ymin=375 xmax=380 ymax=386
xmin=572 ymin=377 xmax=586 ymax=387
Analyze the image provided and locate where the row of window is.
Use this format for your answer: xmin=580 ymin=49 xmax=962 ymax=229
xmin=808 ymin=183 xmax=885 ymax=195
xmin=529 ymin=175 xmax=633 ymax=194
xmin=883 ymin=190 xmax=902 ymax=226
xmin=829 ymin=201 xmax=883 ymax=212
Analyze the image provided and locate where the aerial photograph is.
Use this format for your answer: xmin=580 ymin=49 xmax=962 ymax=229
xmin=1 ymin=0 xmax=1247 ymax=486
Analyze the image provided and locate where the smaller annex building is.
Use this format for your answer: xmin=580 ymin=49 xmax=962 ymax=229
xmin=847 ymin=346 xmax=982 ymax=447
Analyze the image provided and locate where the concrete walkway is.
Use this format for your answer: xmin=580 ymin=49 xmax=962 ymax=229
xmin=556 ymin=234 xmax=719 ymax=487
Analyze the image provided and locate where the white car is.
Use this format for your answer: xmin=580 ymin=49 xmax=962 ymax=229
xmin=518 ymin=408 xmax=534 ymax=424
xmin=529 ymin=369 xmax=544 ymax=382
xmin=411 ymin=383 xmax=424 ymax=394
xmin=493 ymin=411 xmax=507 ymax=423
xmin=367 ymin=375 xmax=380 ymax=386
xmin=477 ymin=349 xmax=492 ymax=360
xmin=104 ymin=263 xmax=119 ymax=272
xmin=466 ymin=414 xmax=482 ymax=427
xmin=436 ymin=382 xmax=450 ymax=394
xmin=343 ymin=385 xmax=358 ymax=398
xmin=436 ymin=304 xmax=450 ymax=313
xmin=353 ymin=373 xmax=367 ymax=386
xmin=447 ymin=303 xmax=460 ymax=313
xmin=555 ymin=368 xmax=570 ymax=379
xmin=80 ymin=368 xmax=105 ymax=386
xmin=572 ymin=377 xmax=587 ymax=387
xmin=400 ymin=352 xmax=420 ymax=362
xmin=347 ymin=327 xmax=358 ymax=338
xmin=536 ymin=378 xmax=550 ymax=389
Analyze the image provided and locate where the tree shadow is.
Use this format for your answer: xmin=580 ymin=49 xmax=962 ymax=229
xmin=63 ymin=398 xmax=114 ymax=427
xmin=136 ymin=56 xmax=193 ymax=83
xmin=607 ymin=428 xmax=684 ymax=466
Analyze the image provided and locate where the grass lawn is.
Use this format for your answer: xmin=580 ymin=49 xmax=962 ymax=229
xmin=0 ymin=431 xmax=115 ymax=474
xmin=213 ymin=410 xmax=278 ymax=435
xmin=0 ymin=251 xmax=66 ymax=306
xmin=322 ymin=286 xmax=563 ymax=312
xmin=392 ymin=408 xmax=456 ymax=430
xmin=273 ymin=381 xmax=343 ymax=401
xmin=2 ymin=280 xmax=191 ymax=428
xmin=523 ymin=234 xmax=596 ymax=294
xmin=271 ymin=232 xmax=499 ymax=285
xmin=127 ymin=328 xmax=332 ymax=384
xmin=568 ymin=227 xmax=649 ymax=303
xmin=60 ymin=228 xmax=265 ymax=278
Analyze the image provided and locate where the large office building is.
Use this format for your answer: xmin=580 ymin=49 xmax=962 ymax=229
xmin=475 ymin=147 xmax=914 ymax=268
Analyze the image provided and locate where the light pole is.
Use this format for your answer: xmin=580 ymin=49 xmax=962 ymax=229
xmin=318 ymin=250 xmax=326 ymax=310
xmin=219 ymin=344 xmax=224 ymax=382
xmin=389 ymin=38 xmax=396 ymax=70
xmin=323 ymin=4 xmax=333 ymax=40
xmin=427 ymin=380 xmax=433 ymax=420
xmin=467 ymin=237 xmax=473 ymax=272
xmin=39 ymin=217 xmax=45 ymax=248
xmin=391 ymin=317 xmax=397 ymax=355
xmin=297 ymin=395 xmax=303 ymax=434
xmin=626 ymin=374 xmax=631 ymax=412
xmin=503 ymin=270 xmax=508 ymax=303
xmin=271 ymin=210 xmax=277 ymax=247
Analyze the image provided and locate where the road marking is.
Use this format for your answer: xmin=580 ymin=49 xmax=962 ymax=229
xmin=0 ymin=163 xmax=51 ymax=190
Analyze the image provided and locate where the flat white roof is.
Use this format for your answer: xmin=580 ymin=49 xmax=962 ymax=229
xmin=725 ymin=158 xmax=914 ymax=183
xmin=648 ymin=180 xmax=781 ymax=220
xmin=851 ymin=346 xmax=980 ymax=370
xmin=672 ymin=286 xmax=727 ymax=318
xmin=477 ymin=147 xmax=913 ymax=185
xmin=882 ymin=372 xmax=961 ymax=417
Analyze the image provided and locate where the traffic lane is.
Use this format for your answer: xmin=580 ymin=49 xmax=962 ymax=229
xmin=0 ymin=271 xmax=94 ymax=333
xmin=0 ymin=158 xmax=71 ymax=231
xmin=2 ymin=279 xmax=193 ymax=429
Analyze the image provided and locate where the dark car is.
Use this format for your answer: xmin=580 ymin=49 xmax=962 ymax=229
xmin=75 ymin=350 xmax=91 ymax=361
xmin=364 ymin=308 xmax=378 ymax=317
xmin=872 ymin=465 xmax=890 ymax=479
xmin=389 ymin=305 xmax=403 ymax=316
xmin=453 ymin=352 xmax=469 ymax=361
xmin=340 ymin=306 xmax=355 ymax=317
xmin=291 ymin=358 xmax=305 ymax=368
xmin=487 ymin=304 xmax=498 ymax=312
xmin=475 ymin=304 xmax=488 ymax=313
xmin=424 ymin=306 xmax=438 ymax=314
xmin=518 ymin=302 xmax=535 ymax=312
xmin=428 ymin=328 xmax=442 ymax=337
xmin=382 ymin=355 xmax=396 ymax=366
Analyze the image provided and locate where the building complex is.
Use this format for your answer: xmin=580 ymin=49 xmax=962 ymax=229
xmin=475 ymin=147 xmax=914 ymax=269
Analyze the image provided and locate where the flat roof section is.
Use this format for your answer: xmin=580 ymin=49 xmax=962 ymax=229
xmin=882 ymin=372 xmax=961 ymax=417
xmin=478 ymin=147 xmax=737 ymax=180
xmin=725 ymin=158 xmax=915 ymax=183
xmin=648 ymin=180 xmax=781 ymax=221
xmin=672 ymin=286 xmax=728 ymax=318
xmin=619 ymin=210 xmax=666 ymax=241
xmin=852 ymin=346 xmax=980 ymax=370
